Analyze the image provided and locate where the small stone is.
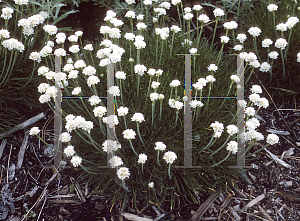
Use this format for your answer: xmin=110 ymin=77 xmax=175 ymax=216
xmin=234 ymin=199 xmax=241 ymax=204
xmin=233 ymin=204 xmax=240 ymax=211
xmin=284 ymin=181 xmax=293 ymax=188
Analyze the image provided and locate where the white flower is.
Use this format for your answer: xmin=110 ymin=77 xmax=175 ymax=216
xmin=248 ymin=27 xmax=261 ymax=37
xmin=189 ymin=48 xmax=197 ymax=54
xmin=137 ymin=14 xmax=144 ymax=21
xmin=269 ymin=51 xmax=279 ymax=59
xmin=108 ymin=28 xmax=121 ymax=39
xmin=189 ymin=100 xmax=203 ymax=108
xmin=136 ymin=22 xmax=147 ymax=30
xmin=14 ymin=0 xmax=29 ymax=5
xmin=1 ymin=7 xmax=14 ymax=20
xmin=123 ymin=129 xmax=136 ymax=139
xmin=138 ymin=153 xmax=148 ymax=164
xmin=192 ymin=82 xmax=203 ymax=90
xmin=71 ymin=87 xmax=81 ymax=95
xmin=69 ymin=45 xmax=80 ymax=53
xmin=102 ymin=140 xmax=121 ymax=153
xmin=255 ymin=97 xmax=269 ymax=108
xmin=171 ymin=0 xmax=181 ymax=5
xmin=102 ymin=115 xmax=119 ymax=128
xmin=170 ymin=79 xmax=181 ymax=87
xmin=134 ymin=64 xmax=147 ymax=76
xmin=275 ymin=38 xmax=288 ymax=49
xmin=47 ymin=40 xmax=54 ymax=47
xmin=117 ymin=167 xmax=130 ymax=180
xmin=207 ymin=64 xmax=218 ymax=72
xmin=226 ymin=141 xmax=238 ymax=154
xmin=245 ymin=107 xmax=256 ymax=116
xmin=266 ymin=134 xmax=279 ymax=145
xmin=99 ymin=58 xmax=111 ymax=66
xmin=40 ymin=46 xmax=52 ymax=57
xmin=131 ymin=113 xmax=145 ymax=123
xmin=267 ymin=4 xmax=278 ymax=12
xmin=153 ymin=17 xmax=158 ymax=23
xmin=124 ymin=33 xmax=135 ymax=41
xmin=259 ymin=62 xmax=271 ymax=72
xmin=236 ymin=33 xmax=247 ymax=43
xmin=249 ymin=60 xmax=260 ymax=68
xmin=84 ymin=44 xmax=93 ymax=51
xmin=93 ymin=106 xmax=107 ymax=118
xmin=160 ymin=1 xmax=171 ymax=10
xmin=39 ymin=94 xmax=50 ymax=103
xmin=43 ymin=25 xmax=58 ymax=35
xmin=150 ymin=93 xmax=159 ymax=101
xmin=88 ymin=95 xmax=101 ymax=106
xmin=197 ymin=78 xmax=207 ymax=87
xmin=148 ymin=182 xmax=154 ymax=188
xmin=115 ymin=71 xmax=126 ymax=80
xmin=170 ymin=25 xmax=181 ymax=33
xmin=68 ymin=70 xmax=79 ymax=79
xmin=220 ymin=36 xmax=229 ymax=43
xmin=213 ymin=8 xmax=224 ymax=17
xmin=183 ymin=13 xmax=194 ymax=21
xmin=154 ymin=142 xmax=166 ymax=151
xmin=230 ymin=75 xmax=240 ymax=83
xmin=125 ymin=11 xmax=135 ymax=19
xmin=29 ymin=52 xmax=41 ymax=63
xmin=71 ymin=155 xmax=82 ymax=167
xmin=87 ymin=76 xmax=100 ymax=87
xmin=156 ymin=69 xmax=163 ymax=76
xmin=206 ymin=75 xmax=216 ymax=83
xmin=238 ymin=100 xmax=247 ymax=108
xmin=117 ymin=106 xmax=129 ymax=117
xmin=99 ymin=25 xmax=110 ymax=34
xmin=233 ymin=45 xmax=243 ymax=51
xmin=158 ymin=94 xmax=164 ymax=100
xmin=68 ymin=35 xmax=78 ymax=43
xmin=45 ymin=86 xmax=58 ymax=98
xmin=45 ymin=71 xmax=55 ymax=80
xmin=245 ymin=52 xmax=257 ymax=62
xmin=197 ymin=14 xmax=210 ymax=23
xmin=134 ymin=40 xmax=146 ymax=49
xmin=64 ymin=146 xmax=75 ymax=157
xmin=151 ymin=81 xmax=161 ymax=89
xmin=108 ymin=86 xmax=120 ymax=97
xmin=0 ymin=29 xmax=10 ymax=39
xmin=56 ymin=32 xmax=66 ymax=42
xmin=276 ymin=23 xmax=287 ymax=32
xmin=38 ymin=83 xmax=50 ymax=93
xmin=250 ymin=85 xmax=262 ymax=94
xmin=83 ymin=66 xmax=96 ymax=76
xmin=286 ymin=16 xmax=299 ymax=29
xmin=223 ymin=21 xmax=238 ymax=30
xmin=193 ymin=5 xmax=203 ymax=11
xmin=126 ymin=0 xmax=135 ymax=4
xmin=29 ymin=127 xmax=40 ymax=136
xmin=144 ymin=0 xmax=152 ymax=6
xmin=75 ymin=31 xmax=83 ymax=37
xmin=297 ymin=52 xmax=300 ymax=62
xmin=226 ymin=125 xmax=239 ymax=136
xmin=175 ymin=101 xmax=183 ymax=110
xmin=210 ymin=121 xmax=224 ymax=133
xmin=163 ymin=151 xmax=177 ymax=164
xmin=109 ymin=156 xmax=123 ymax=168
xmin=184 ymin=7 xmax=192 ymax=13
xmin=60 ymin=132 xmax=71 ymax=142
xmin=54 ymin=48 xmax=66 ymax=57
xmin=249 ymin=93 xmax=260 ymax=103
xmin=154 ymin=8 xmax=166 ymax=16
xmin=262 ymin=39 xmax=273 ymax=48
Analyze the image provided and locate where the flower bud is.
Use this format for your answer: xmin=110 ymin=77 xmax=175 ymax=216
xmin=129 ymin=58 xmax=134 ymax=63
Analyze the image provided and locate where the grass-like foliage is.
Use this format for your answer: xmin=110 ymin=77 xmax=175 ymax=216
xmin=27 ymin=0 xmax=295 ymax=213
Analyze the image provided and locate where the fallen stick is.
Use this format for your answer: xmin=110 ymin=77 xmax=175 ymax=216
xmin=0 ymin=112 xmax=46 ymax=140
xmin=16 ymin=131 xmax=29 ymax=169
xmin=190 ymin=193 xmax=218 ymax=221
xmin=0 ymin=139 xmax=7 ymax=159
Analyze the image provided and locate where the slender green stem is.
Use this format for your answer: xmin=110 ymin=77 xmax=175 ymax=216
xmin=157 ymin=151 xmax=161 ymax=166
xmin=246 ymin=144 xmax=270 ymax=158
xmin=210 ymin=17 xmax=219 ymax=50
xmin=168 ymin=164 xmax=172 ymax=179
xmin=245 ymin=68 xmax=255 ymax=85
xmin=220 ymin=82 xmax=233 ymax=107
xmin=152 ymin=101 xmax=155 ymax=128
xmin=209 ymin=135 xmax=231 ymax=158
xmin=159 ymin=101 xmax=162 ymax=123
xmin=129 ymin=139 xmax=138 ymax=155
xmin=280 ymin=49 xmax=285 ymax=77
xmin=177 ymin=5 xmax=182 ymax=32
xmin=211 ymin=151 xmax=231 ymax=167
xmin=136 ymin=123 xmax=145 ymax=145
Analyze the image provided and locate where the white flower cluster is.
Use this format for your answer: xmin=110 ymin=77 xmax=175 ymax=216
xmin=131 ymin=113 xmax=145 ymax=123
xmin=103 ymin=115 xmax=119 ymax=128
xmin=226 ymin=141 xmax=238 ymax=154
xmin=210 ymin=121 xmax=224 ymax=138
xmin=117 ymin=167 xmax=130 ymax=180
xmin=193 ymin=78 xmax=207 ymax=90
xmin=226 ymin=125 xmax=239 ymax=136
xmin=248 ymin=27 xmax=261 ymax=37
xmin=223 ymin=21 xmax=238 ymax=30
xmin=109 ymin=156 xmax=123 ymax=168
xmin=2 ymin=38 xmax=24 ymax=52
xmin=1 ymin=7 xmax=14 ymax=20
xmin=65 ymin=115 xmax=94 ymax=133
xmin=207 ymin=64 xmax=218 ymax=72
xmin=155 ymin=27 xmax=170 ymax=40
xmin=102 ymin=140 xmax=121 ymax=153
xmin=134 ymin=64 xmax=147 ymax=76
xmin=29 ymin=127 xmax=40 ymax=136
xmin=189 ymin=100 xmax=203 ymax=108
xmin=134 ymin=35 xmax=146 ymax=49
xmin=154 ymin=142 xmax=167 ymax=151
xmin=97 ymin=42 xmax=125 ymax=66
xmin=163 ymin=151 xmax=177 ymax=164
xmin=0 ymin=29 xmax=10 ymax=39
xmin=122 ymin=129 xmax=136 ymax=139
xmin=138 ymin=153 xmax=148 ymax=164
